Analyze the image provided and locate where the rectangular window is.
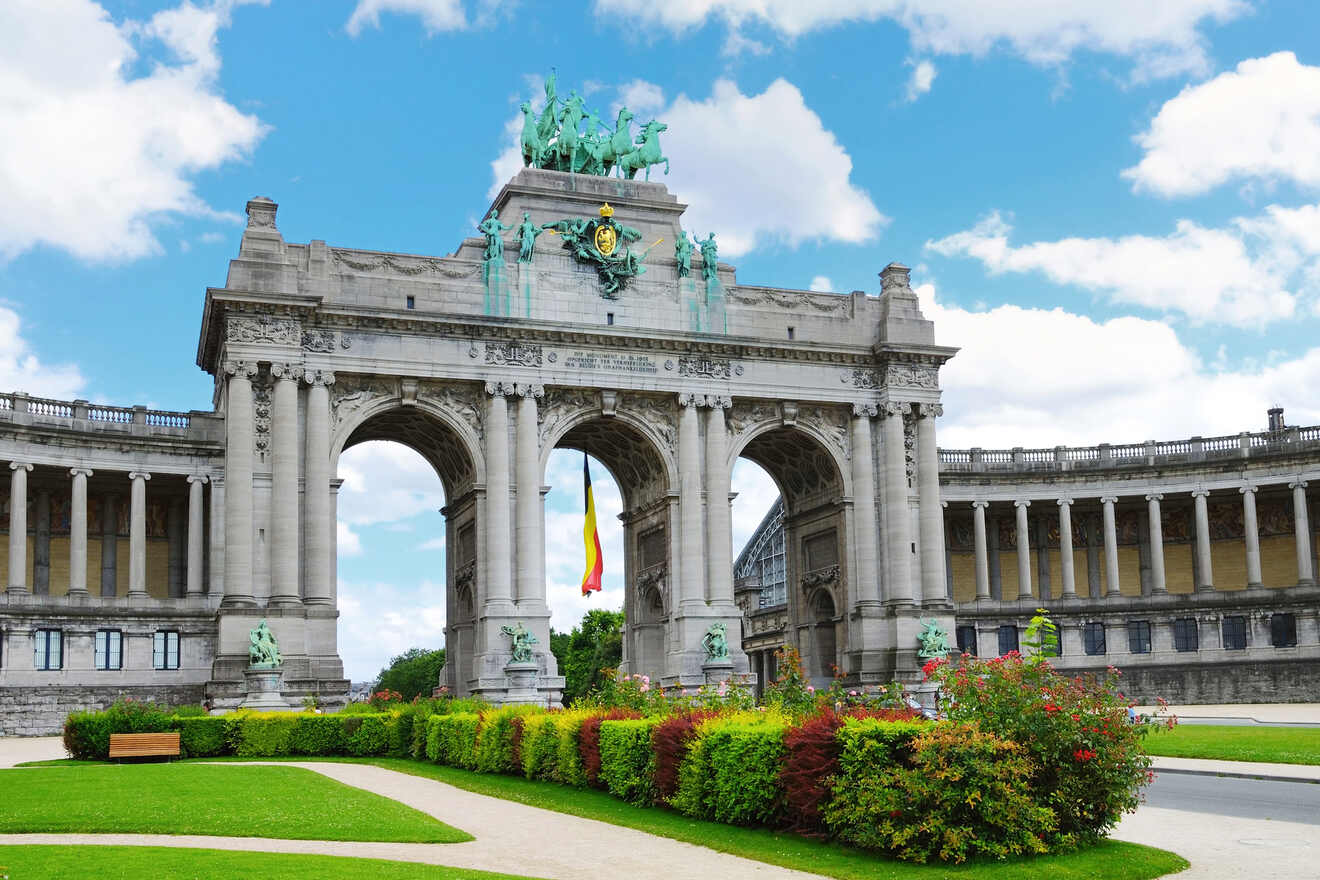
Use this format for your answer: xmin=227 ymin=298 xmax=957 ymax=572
xmin=405 ymin=295 xmax=415 ymax=309
xmin=34 ymin=629 xmax=62 ymax=670
xmin=1127 ymin=621 xmax=1152 ymax=654
xmin=1222 ymin=615 xmax=1247 ymax=650
xmin=153 ymin=631 xmax=180 ymax=670
xmin=1172 ymin=617 xmax=1199 ymax=652
xmin=996 ymin=625 xmax=1018 ymax=656
xmin=1271 ymin=613 xmax=1297 ymax=648
xmin=1083 ymin=622 xmax=1107 ymax=656
xmin=955 ymin=625 xmax=978 ymax=657
xmin=94 ymin=629 xmax=122 ymax=670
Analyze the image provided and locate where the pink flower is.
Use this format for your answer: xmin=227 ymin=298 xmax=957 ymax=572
xmin=848 ymin=690 xmax=858 ymax=697
xmin=807 ymin=685 xmax=815 ymax=694
xmin=641 ymin=675 xmax=651 ymax=685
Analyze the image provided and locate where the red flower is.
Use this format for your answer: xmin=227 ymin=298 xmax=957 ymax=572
xmin=1044 ymin=704 xmax=1061 ymax=713
xmin=1073 ymin=748 xmax=1097 ymax=762
xmin=1071 ymin=713 xmax=1081 ymax=721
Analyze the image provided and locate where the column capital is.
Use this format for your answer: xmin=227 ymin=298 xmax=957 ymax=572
xmin=1145 ymin=493 xmax=1164 ymax=502
xmin=1289 ymin=479 xmax=1308 ymax=490
xmin=186 ymin=474 xmax=209 ymax=485
xmin=302 ymin=369 xmax=336 ymax=387
xmin=223 ymin=359 xmax=258 ymax=378
xmin=1190 ymin=488 xmax=1210 ymax=499
xmin=916 ymin=402 xmax=943 ymax=419
xmin=8 ymin=461 xmax=32 ymax=472
xmin=851 ymin=401 xmax=878 ymax=418
xmin=971 ymin=500 xmax=989 ymax=510
xmin=678 ymin=393 xmax=731 ymax=409
xmin=516 ymin=383 xmax=545 ymax=399
xmin=1100 ymin=495 xmax=1118 ymax=504
xmin=880 ymin=399 xmax=910 ymax=418
xmin=1014 ymin=499 xmax=1031 ymax=509
xmin=484 ymin=380 xmax=517 ymax=397
xmin=128 ymin=471 xmax=151 ymax=481
xmin=270 ymin=362 xmax=303 ymax=381
xmin=1056 ymin=497 xmax=1073 ymax=507
xmin=69 ymin=467 xmax=93 ymax=478
xmin=1239 ymin=484 xmax=1258 ymax=495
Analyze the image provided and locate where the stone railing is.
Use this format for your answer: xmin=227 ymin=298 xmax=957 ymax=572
xmin=0 ymin=391 xmax=215 ymax=438
xmin=939 ymin=426 xmax=1320 ymax=474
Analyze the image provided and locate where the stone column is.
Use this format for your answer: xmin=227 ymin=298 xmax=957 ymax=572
xmin=33 ymin=490 xmax=50 ymax=594
xmin=303 ymin=371 xmax=334 ymax=606
xmin=483 ymin=382 xmax=514 ymax=612
xmin=1146 ymin=494 xmax=1167 ymax=594
xmin=1291 ymin=480 xmax=1314 ymax=586
xmin=515 ymin=385 xmax=545 ymax=610
xmin=7 ymin=461 xmax=31 ymax=593
xmin=127 ymin=471 xmax=150 ymax=599
xmin=68 ymin=468 xmax=93 ymax=598
xmin=101 ymin=493 xmax=118 ymax=597
xmin=1057 ymin=498 xmax=1076 ymax=598
xmin=678 ymin=395 xmax=705 ymax=608
xmin=972 ymin=501 xmax=990 ymax=601
xmin=850 ymin=404 xmax=881 ymax=606
xmin=1101 ymin=496 xmax=1121 ymax=597
xmin=881 ymin=402 xmax=913 ymax=603
xmin=704 ymin=399 xmax=734 ymax=604
xmin=186 ymin=476 xmax=207 ymax=597
xmin=1192 ymin=489 xmax=1214 ymax=592
xmin=1241 ymin=485 xmax=1262 ymax=588
xmin=916 ymin=403 xmax=946 ymax=604
xmin=269 ymin=363 xmax=302 ymax=606
xmin=223 ymin=361 xmax=257 ymax=606
xmin=1013 ymin=499 xmax=1033 ymax=599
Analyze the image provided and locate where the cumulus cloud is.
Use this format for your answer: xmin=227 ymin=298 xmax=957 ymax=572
xmin=0 ymin=307 xmax=86 ymax=399
xmin=338 ymin=580 xmax=447 ymax=681
xmin=925 ymin=207 xmax=1320 ymax=326
xmin=920 ymin=281 xmax=1320 ymax=449
xmin=0 ymin=0 xmax=267 ymax=262
xmin=337 ymin=441 xmax=446 ymax=527
xmin=337 ymin=521 xmax=364 ymax=558
xmin=345 ymin=0 xmax=465 ymax=35
xmin=1124 ymin=52 xmax=1320 ymax=198
xmin=809 ymin=275 xmax=833 ymax=292
xmin=905 ymin=59 xmax=937 ymax=101
xmin=599 ymin=0 xmax=1246 ymax=80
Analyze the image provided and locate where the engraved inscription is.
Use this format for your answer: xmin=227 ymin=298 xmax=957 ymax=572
xmin=563 ymin=350 xmax=658 ymax=374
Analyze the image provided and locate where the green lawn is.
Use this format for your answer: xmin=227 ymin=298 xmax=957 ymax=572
xmin=0 ymin=764 xmax=470 ymax=842
xmin=1144 ymin=724 xmax=1320 ymax=765
xmin=364 ymin=758 xmax=1189 ymax=880
xmin=0 ymin=845 xmax=537 ymax=880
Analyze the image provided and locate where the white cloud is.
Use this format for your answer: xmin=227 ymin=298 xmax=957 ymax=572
xmin=0 ymin=306 xmax=85 ymax=399
xmin=1124 ymin=52 xmax=1320 ymax=198
xmin=731 ymin=459 xmax=779 ymax=554
xmin=337 ymin=521 xmax=363 ymax=558
xmin=925 ymin=208 xmax=1320 ymax=326
xmin=346 ymin=0 xmax=465 ymax=36
xmin=905 ymin=58 xmax=937 ymax=101
xmin=0 ymin=0 xmax=267 ymax=262
xmin=919 ymin=281 xmax=1320 ymax=449
xmin=338 ymin=579 xmax=447 ymax=682
xmin=417 ymin=536 xmax=446 ymax=551
xmin=600 ymin=0 xmax=1247 ymax=80
xmin=809 ymin=275 xmax=833 ymax=291
xmin=721 ymin=30 xmax=771 ymax=58
xmin=616 ymin=80 xmax=666 ymax=117
xmin=337 ymin=441 xmax=446 ymax=527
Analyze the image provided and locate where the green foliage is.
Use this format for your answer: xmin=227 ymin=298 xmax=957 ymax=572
xmin=344 ymin=715 xmax=390 ymax=756
xmin=554 ymin=710 xmax=593 ymax=786
xmin=62 ymin=698 xmax=173 ymax=760
xmin=169 ymin=704 xmax=211 ymax=718
xmin=387 ymin=711 xmax=415 ymax=757
xmin=374 ymin=647 xmax=447 ymax=701
xmin=673 ymin=712 xmax=789 ymax=826
xmin=288 ymin=715 xmax=346 ymax=756
xmin=475 ymin=706 xmax=542 ymax=773
xmin=425 ymin=714 xmax=444 ymax=762
xmin=597 ymin=719 xmax=658 ymax=805
xmin=173 ymin=717 xmax=227 ymax=758
xmin=558 ymin=608 xmax=624 ymax=705
xmin=233 ymin=714 xmax=298 ymax=757
xmin=825 ymin=720 xmax=1054 ymax=863
xmin=762 ymin=646 xmax=816 ymax=717
xmin=431 ymin=713 xmax=482 ymax=769
xmin=1023 ymin=608 xmax=1060 ymax=661
xmin=520 ymin=713 xmax=561 ymax=780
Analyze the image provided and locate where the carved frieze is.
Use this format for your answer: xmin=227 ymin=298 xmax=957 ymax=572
xmin=300 ymin=329 xmax=344 ymax=352
xmin=679 ymin=393 xmax=732 ymax=409
xmin=226 ymin=315 xmax=299 ymax=346
xmin=486 ymin=341 xmax=542 ymax=368
xmin=799 ymin=404 xmax=849 ymax=457
xmin=903 ymin=412 xmax=916 ymax=481
xmin=727 ymin=401 xmax=777 ymax=437
xmin=801 ymin=565 xmax=840 ymax=590
xmin=842 ymin=368 xmax=880 ymax=389
xmin=253 ymin=385 xmax=272 ymax=453
xmin=537 ymin=388 xmax=598 ymax=448
xmin=330 ymin=375 xmax=398 ymax=426
xmin=331 ymin=249 xmax=478 ymax=279
xmin=677 ymin=355 xmax=732 ymax=380
xmin=418 ymin=382 xmax=484 ymax=439
xmin=885 ymin=363 xmax=939 ymax=389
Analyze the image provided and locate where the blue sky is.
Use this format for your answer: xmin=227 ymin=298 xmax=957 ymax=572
xmin=4 ymin=0 xmax=1320 ymax=679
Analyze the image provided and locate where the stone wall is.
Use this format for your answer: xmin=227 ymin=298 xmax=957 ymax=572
xmin=1116 ymin=658 xmax=1320 ymax=704
xmin=0 ymin=684 xmax=206 ymax=736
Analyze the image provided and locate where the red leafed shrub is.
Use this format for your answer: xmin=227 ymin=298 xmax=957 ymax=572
xmin=780 ymin=709 xmax=845 ymax=834
xmin=579 ymin=709 xmax=639 ymax=787
xmin=651 ymin=711 xmax=715 ymax=801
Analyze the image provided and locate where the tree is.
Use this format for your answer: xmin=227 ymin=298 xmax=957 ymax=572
xmin=556 ymin=608 xmax=624 ymax=705
xmin=374 ymin=647 xmax=446 ymax=700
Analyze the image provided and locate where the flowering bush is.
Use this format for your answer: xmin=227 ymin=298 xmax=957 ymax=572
xmin=584 ymin=672 xmax=755 ymax=715
xmin=928 ymin=650 xmax=1157 ymax=847
xmin=762 ymin=646 xmax=815 ymax=716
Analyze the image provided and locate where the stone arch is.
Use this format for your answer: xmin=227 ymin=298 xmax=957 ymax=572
xmin=538 ymin=398 xmax=677 ymax=511
xmin=727 ymin=418 xmax=850 ymax=513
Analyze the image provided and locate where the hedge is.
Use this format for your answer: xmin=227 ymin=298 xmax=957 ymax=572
xmin=174 ymin=717 xmax=228 ymax=758
xmin=673 ymin=712 xmax=789 ymax=826
xmin=597 ymin=719 xmax=659 ymax=805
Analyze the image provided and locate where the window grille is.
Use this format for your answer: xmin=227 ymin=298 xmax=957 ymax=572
xmin=1172 ymin=618 xmax=1199 ymax=652
xmin=1083 ymin=622 xmax=1107 ymax=656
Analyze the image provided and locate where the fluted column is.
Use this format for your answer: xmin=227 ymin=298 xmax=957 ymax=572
xmin=678 ymin=395 xmax=705 ymax=608
xmin=7 ymin=462 xmax=31 ymax=593
xmin=185 ymin=475 xmax=207 ymax=597
xmin=881 ymin=402 xmax=914 ymax=603
xmin=1101 ymin=496 xmax=1120 ymax=597
xmin=704 ymin=399 xmax=733 ymax=604
xmin=1241 ymin=485 xmax=1262 ymax=587
xmin=849 ymin=404 xmax=880 ymax=606
xmin=223 ymin=361 xmax=257 ymax=606
xmin=1014 ymin=499 xmax=1033 ymax=599
xmin=1191 ymin=489 xmax=1213 ymax=592
xmin=1290 ymin=480 xmax=1314 ymax=586
xmin=303 ymin=371 xmax=334 ymax=605
xmin=515 ymin=384 xmax=545 ymax=609
xmin=916 ymin=403 xmax=946 ymax=604
xmin=484 ymin=382 xmax=514 ymax=611
xmin=68 ymin=468 xmax=93 ymax=597
xmin=127 ymin=471 xmax=150 ymax=599
xmin=972 ymin=501 xmax=990 ymax=600
xmin=1146 ymin=494 xmax=1167 ymax=594
xmin=268 ymin=363 xmax=302 ymax=606
xmin=1057 ymin=498 xmax=1076 ymax=598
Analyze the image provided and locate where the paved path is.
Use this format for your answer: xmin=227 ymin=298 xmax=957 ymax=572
xmin=1136 ymin=702 xmax=1320 ymax=726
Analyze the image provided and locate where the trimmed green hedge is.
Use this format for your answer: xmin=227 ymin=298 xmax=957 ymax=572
xmin=598 ymin=719 xmax=659 ymax=805
xmin=174 ymin=717 xmax=228 ymax=758
xmin=673 ymin=712 xmax=790 ymax=826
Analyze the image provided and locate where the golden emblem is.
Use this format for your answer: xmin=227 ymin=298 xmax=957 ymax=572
xmin=594 ymin=223 xmax=617 ymax=256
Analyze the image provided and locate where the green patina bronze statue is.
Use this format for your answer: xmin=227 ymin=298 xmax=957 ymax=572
xmin=701 ymin=622 xmax=730 ymax=662
xmin=501 ymin=621 xmax=538 ymax=664
xmin=249 ymin=619 xmax=281 ymax=669
xmin=917 ymin=618 xmax=952 ymax=661
xmin=478 ymin=210 xmax=511 ymax=273
xmin=514 ymin=212 xmax=543 ymax=263
xmin=698 ymin=232 xmax=719 ymax=283
xmin=543 ymin=202 xmax=653 ymax=297
xmin=675 ymin=230 xmax=694 ymax=279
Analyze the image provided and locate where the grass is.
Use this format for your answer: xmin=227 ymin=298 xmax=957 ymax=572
xmin=362 ymin=758 xmax=1189 ymax=880
xmin=1144 ymin=724 xmax=1320 ymax=765
xmin=0 ymin=764 xmax=471 ymax=843
xmin=0 ymin=845 xmax=538 ymax=880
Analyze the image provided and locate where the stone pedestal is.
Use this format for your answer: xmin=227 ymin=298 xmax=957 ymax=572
xmin=502 ymin=661 xmax=543 ymax=705
xmin=241 ymin=667 xmax=292 ymax=711
xmin=702 ymin=660 xmax=734 ymax=685
xmin=907 ymin=680 xmax=941 ymax=718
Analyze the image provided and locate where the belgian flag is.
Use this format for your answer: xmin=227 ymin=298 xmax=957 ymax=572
xmin=581 ymin=453 xmax=604 ymax=596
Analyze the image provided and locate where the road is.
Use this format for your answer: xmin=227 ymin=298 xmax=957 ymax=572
xmin=1144 ymin=772 xmax=1320 ymax=824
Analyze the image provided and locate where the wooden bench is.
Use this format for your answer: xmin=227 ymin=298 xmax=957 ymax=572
xmin=108 ymin=732 xmax=180 ymax=761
